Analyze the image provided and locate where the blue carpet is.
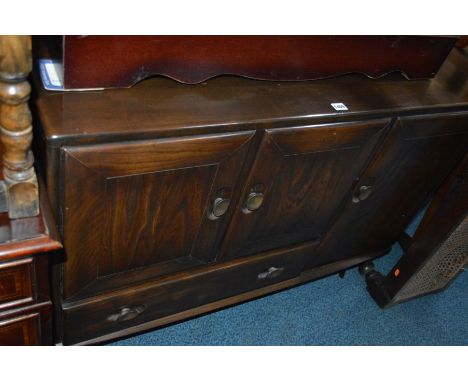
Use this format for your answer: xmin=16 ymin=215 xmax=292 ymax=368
xmin=108 ymin=212 xmax=468 ymax=346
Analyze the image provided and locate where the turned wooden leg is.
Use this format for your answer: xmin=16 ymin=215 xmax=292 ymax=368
xmin=0 ymin=35 xmax=39 ymax=218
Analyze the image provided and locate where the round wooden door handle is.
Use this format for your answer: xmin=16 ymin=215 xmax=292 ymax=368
xmin=242 ymin=192 xmax=264 ymax=214
xmin=208 ymin=197 xmax=231 ymax=220
xmin=352 ymin=185 xmax=374 ymax=203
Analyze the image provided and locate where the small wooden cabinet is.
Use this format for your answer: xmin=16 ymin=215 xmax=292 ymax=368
xmin=33 ymin=48 xmax=468 ymax=345
xmin=0 ymin=190 xmax=62 ymax=345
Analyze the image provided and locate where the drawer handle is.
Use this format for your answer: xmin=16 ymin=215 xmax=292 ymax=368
xmin=257 ymin=266 xmax=285 ymax=280
xmin=352 ymin=185 xmax=373 ymax=203
xmin=106 ymin=305 xmax=145 ymax=322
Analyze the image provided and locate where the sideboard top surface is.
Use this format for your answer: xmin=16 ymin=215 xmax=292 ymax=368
xmin=34 ymin=48 xmax=468 ymax=146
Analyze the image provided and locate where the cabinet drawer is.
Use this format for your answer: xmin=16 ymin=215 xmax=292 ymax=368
xmin=0 ymin=313 xmax=40 ymax=345
xmin=62 ymin=241 xmax=317 ymax=344
xmin=0 ymin=259 xmax=34 ymax=310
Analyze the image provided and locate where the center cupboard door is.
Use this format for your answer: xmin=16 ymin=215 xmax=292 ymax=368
xmin=219 ymin=119 xmax=391 ymax=260
xmin=61 ymin=131 xmax=255 ymax=300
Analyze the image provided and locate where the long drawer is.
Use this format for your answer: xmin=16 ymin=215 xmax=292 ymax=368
xmin=62 ymin=241 xmax=317 ymax=345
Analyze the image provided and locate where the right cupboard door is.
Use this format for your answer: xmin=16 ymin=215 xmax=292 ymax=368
xmin=311 ymin=112 xmax=468 ymax=267
xmin=219 ymin=119 xmax=391 ymax=260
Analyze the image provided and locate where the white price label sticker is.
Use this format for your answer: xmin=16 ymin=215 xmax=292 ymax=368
xmin=331 ymin=102 xmax=349 ymax=111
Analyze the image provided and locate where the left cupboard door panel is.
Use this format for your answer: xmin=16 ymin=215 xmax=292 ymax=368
xmin=61 ymin=131 xmax=255 ymax=300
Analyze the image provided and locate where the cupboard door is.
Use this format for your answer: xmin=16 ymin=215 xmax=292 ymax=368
xmin=219 ymin=119 xmax=391 ymax=260
xmin=61 ymin=131 xmax=255 ymax=299
xmin=311 ymin=112 xmax=468 ymax=267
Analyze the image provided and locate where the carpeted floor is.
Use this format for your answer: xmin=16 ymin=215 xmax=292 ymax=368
xmin=108 ymin=213 xmax=468 ymax=346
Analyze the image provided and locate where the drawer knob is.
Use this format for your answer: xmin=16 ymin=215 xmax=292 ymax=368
xmin=352 ymin=185 xmax=373 ymax=203
xmin=257 ymin=266 xmax=285 ymax=280
xmin=208 ymin=197 xmax=231 ymax=220
xmin=242 ymin=192 xmax=264 ymax=214
xmin=106 ymin=305 xmax=145 ymax=322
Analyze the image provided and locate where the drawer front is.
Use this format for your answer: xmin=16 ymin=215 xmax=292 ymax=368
xmin=62 ymin=241 xmax=317 ymax=344
xmin=0 ymin=313 xmax=40 ymax=345
xmin=0 ymin=259 xmax=34 ymax=310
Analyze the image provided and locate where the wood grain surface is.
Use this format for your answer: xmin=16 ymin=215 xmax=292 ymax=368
xmin=60 ymin=36 xmax=457 ymax=88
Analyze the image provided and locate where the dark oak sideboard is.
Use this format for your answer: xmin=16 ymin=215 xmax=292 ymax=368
xmin=33 ymin=48 xmax=468 ymax=345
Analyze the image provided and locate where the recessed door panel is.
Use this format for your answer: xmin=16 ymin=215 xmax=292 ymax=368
xmin=101 ymin=166 xmax=217 ymax=276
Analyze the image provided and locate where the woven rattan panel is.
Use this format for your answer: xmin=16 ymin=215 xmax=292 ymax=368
xmin=395 ymin=215 xmax=468 ymax=302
